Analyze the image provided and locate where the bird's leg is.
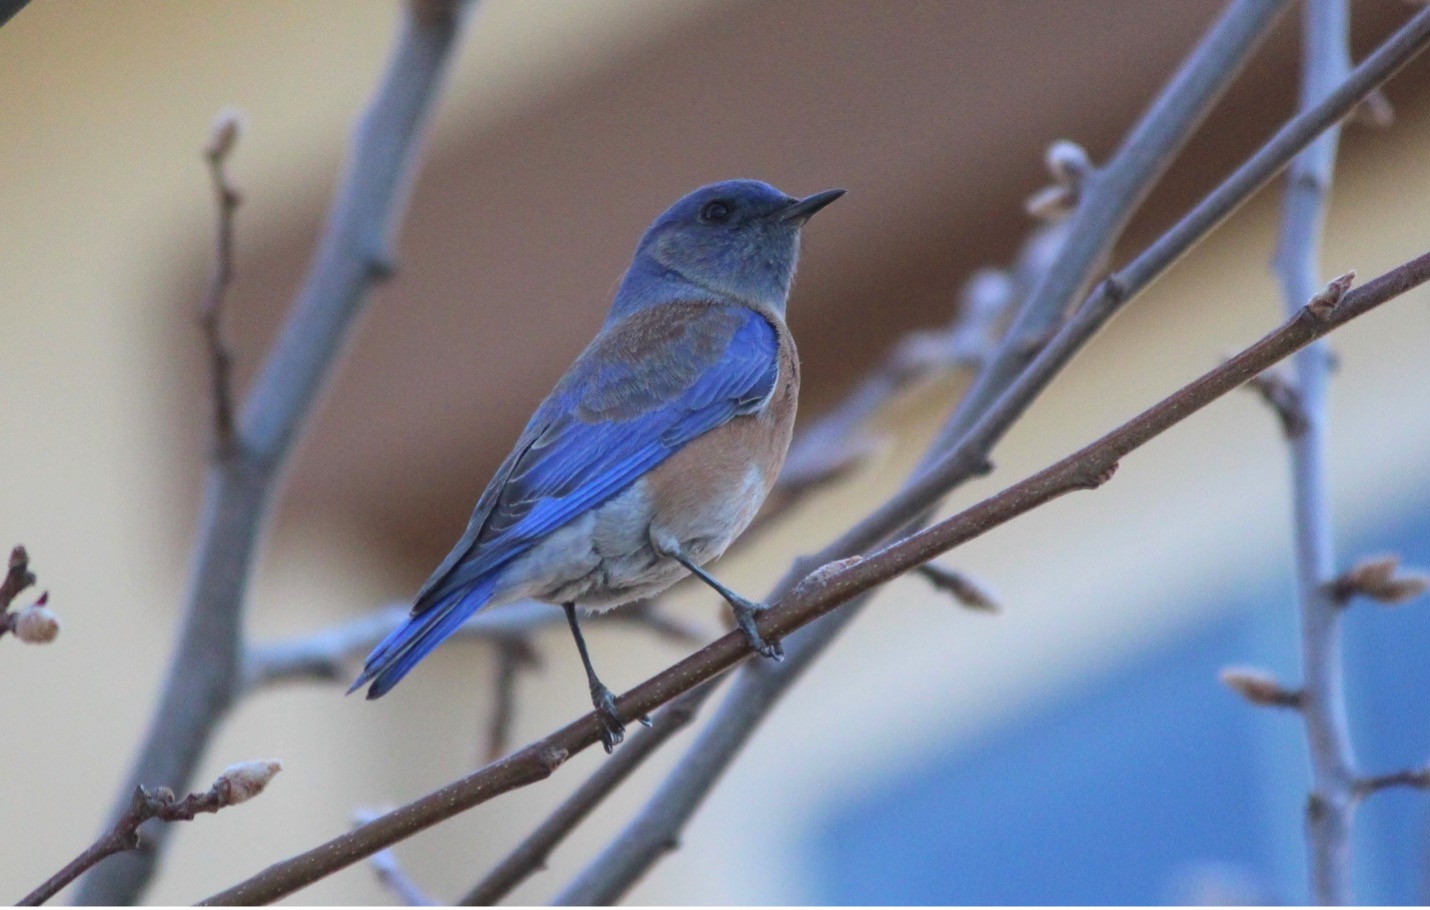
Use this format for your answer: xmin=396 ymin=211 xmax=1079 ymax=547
xmin=563 ymin=602 xmax=625 ymax=752
xmin=664 ymin=547 xmax=784 ymax=661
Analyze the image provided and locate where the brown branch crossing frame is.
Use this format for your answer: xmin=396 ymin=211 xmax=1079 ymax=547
xmin=200 ymin=251 xmax=1430 ymax=905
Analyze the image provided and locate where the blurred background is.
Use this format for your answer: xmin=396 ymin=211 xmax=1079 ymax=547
xmin=3 ymin=0 xmax=1430 ymax=903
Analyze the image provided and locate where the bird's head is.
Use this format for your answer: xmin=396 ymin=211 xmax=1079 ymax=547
xmin=610 ymin=180 xmax=843 ymax=320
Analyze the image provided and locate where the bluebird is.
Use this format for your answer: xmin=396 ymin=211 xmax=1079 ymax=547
xmin=350 ymin=180 xmax=843 ymax=751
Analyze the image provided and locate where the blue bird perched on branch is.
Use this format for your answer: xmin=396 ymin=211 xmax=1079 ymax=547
xmin=350 ymin=179 xmax=844 ymax=751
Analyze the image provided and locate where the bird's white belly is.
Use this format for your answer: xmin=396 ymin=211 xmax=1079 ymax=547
xmin=495 ymin=467 xmax=767 ymax=612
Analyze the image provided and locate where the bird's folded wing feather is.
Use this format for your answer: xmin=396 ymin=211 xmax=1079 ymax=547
xmin=411 ymin=301 xmax=779 ymax=614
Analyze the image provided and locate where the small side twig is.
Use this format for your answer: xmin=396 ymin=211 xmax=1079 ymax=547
xmin=20 ymin=761 xmax=281 ymax=906
xmin=1325 ymin=554 xmax=1430 ymax=607
xmin=200 ymin=109 xmax=244 ymax=455
xmin=1245 ymin=367 xmax=1308 ymax=436
xmin=0 ymin=544 xmax=36 ymax=611
xmin=1353 ymin=767 xmax=1430 ymax=799
xmin=485 ymin=637 xmax=539 ymax=763
xmin=914 ymin=563 xmax=1000 ymax=612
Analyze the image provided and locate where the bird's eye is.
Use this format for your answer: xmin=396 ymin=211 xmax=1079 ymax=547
xmin=699 ymin=200 xmax=732 ymax=223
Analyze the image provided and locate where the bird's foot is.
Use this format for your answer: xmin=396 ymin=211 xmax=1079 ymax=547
xmin=730 ymin=597 xmax=784 ymax=661
xmin=590 ymin=682 xmax=626 ymax=753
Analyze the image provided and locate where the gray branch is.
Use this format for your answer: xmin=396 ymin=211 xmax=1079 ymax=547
xmin=1270 ymin=0 xmax=1356 ymax=902
xmin=242 ymin=598 xmax=701 ymax=691
xmin=74 ymin=1 xmax=478 ymax=903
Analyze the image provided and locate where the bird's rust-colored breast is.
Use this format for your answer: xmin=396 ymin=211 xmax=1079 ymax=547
xmin=646 ymin=304 xmax=798 ymax=542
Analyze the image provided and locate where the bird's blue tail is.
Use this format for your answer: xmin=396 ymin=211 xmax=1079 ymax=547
xmin=348 ymin=577 xmax=498 ymax=699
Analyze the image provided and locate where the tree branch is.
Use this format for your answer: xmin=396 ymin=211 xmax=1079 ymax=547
xmin=241 ymin=599 xmax=698 ymax=691
xmin=199 ymin=249 xmax=1430 ymax=907
xmin=458 ymin=688 xmax=706 ymax=905
xmin=199 ymin=109 xmax=244 ymax=456
xmin=1268 ymin=0 xmax=1355 ymax=902
xmin=19 ymin=761 xmax=280 ymax=906
xmin=74 ymin=2 xmax=477 ymax=903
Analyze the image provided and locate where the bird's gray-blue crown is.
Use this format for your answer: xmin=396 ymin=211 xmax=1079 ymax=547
xmin=608 ymin=179 xmax=843 ymax=322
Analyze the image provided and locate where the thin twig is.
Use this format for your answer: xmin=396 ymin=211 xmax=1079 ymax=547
xmin=75 ymin=2 xmax=478 ymax=903
xmin=199 ymin=249 xmax=1430 ymax=907
xmin=200 ymin=109 xmax=243 ymax=455
xmin=20 ymin=761 xmax=280 ymax=906
xmin=1269 ymin=0 xmax=1354 ymax=902
xmin=0 ymin=545 xmax=35 ymax=611
xmin=485 ymin=637 xmax=538 ymax=764
xmin=1353 ymin=767 xmax=1430 ymax=799
xmin=914 ymin=563 xmax=999 ymax=612
xmin=459 ymin=689 xmax=706 ymax=905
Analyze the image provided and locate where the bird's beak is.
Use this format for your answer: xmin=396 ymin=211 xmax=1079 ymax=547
xmin=777 ymin=188 xmax=846 ymax=223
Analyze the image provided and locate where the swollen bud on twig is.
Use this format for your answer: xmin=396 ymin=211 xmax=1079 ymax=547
xmin=1220 ymin=666 xmax=1302 ymax=708
xmin=1327 ymin=554 xmax=1430 ymax=607
xmin=1045 ymin=139 xmax=1093 ymax=186
xmin=1026 ymin=140 xmax=1094 ymax=223
xmin=205 ymin=108 xmax=245 ymax=162
xmin=12 ymin=596 xmax=59 ymax=644
xmin=1304 ymin=271 xmax=1356 ymax=321
xmin=214 ymin=759 xmax=283 ymax=805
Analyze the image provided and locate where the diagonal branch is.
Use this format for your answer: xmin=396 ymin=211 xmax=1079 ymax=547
xmin=199 ymin=249 xmax=1430 ymax=907
xmin=74 ymin=1 xmax=478 ymax=903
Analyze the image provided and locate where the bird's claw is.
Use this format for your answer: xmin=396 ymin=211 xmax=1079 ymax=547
xmin=732 ymin=601 xmax=784 ymax=661
xmin=590 ymin=682 xmax=626 ymax=753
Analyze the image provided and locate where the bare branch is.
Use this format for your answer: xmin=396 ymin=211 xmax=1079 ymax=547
xmin=459 ymin=690 xmax=706 ymax=905
xmin=199 ymin=248 xmax=1430 ymax=906
xmin=1354 ymin=767 xmax=1430 ymax=799
xmin=20 ymin=761 xmax=280 ymax=906
xmin=75 ymin=2 xmax=479 ymax=903
xmin=1269 ymin=0 xmax=1354 ymax=901
xmin=241 ymin=599 xmax=695 ymax=691
xmin=485 ymin=637 xmax=539 ymax=764
xmin=200 ymin=108 xmax=244 ymax=455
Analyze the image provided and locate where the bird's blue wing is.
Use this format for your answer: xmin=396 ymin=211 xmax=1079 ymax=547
xmin=411 ymin=301 xmax=779 ymax=614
